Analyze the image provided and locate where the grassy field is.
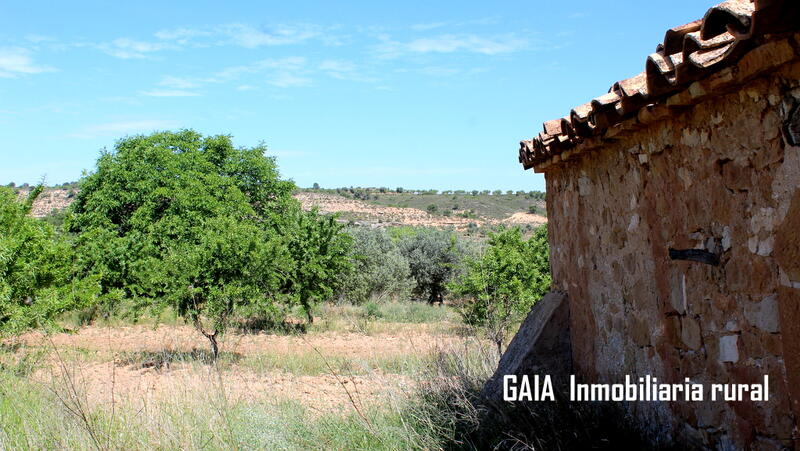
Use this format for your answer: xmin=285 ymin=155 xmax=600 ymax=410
xmin=0 ymin=301 xmax=496 ymax=450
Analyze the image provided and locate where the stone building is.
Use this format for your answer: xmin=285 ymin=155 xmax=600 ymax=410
xmin=514 ymin=0 xmax=800 ymax=448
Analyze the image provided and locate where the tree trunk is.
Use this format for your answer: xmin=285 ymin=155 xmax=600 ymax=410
xmin=206 ymin=332 xmax=219 ymax=361
xmin=301 ymin=296 xmax=314 ymax=324
xmin=193 ymin=316 xmax=220 ymax=361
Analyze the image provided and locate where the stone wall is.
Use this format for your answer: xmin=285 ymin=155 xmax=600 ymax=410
xmin=544 ymin=60 xmax=800 ymax=448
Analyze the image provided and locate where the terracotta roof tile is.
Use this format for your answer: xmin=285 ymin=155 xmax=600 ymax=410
xmin=519 ymin=0 xmax=800 ymax=171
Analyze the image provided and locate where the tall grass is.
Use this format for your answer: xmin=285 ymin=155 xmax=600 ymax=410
xmin=0 ymin=355 xmax=443 ymax=450
xmin=1 ymin=299 xmax=669 ymax=450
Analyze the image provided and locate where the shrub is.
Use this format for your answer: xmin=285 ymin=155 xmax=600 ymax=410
xmin=0 ymin=187 xmax=97 ymax=334
xmin=397 ymin=229 xmax=464 ymax=304
xmin=280 ymin=207 xmax=352 ymax=323
xmin=336 ymin=227 xmax=413 ymax=304
xmin=449 ymin=226 xmax=550 ymax=353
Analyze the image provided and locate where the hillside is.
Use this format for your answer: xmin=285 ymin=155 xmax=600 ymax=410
xmin=296 ymin=192 xmax=546 ymax=230
xmin=16 ymin=187 xmax=547 ymax=231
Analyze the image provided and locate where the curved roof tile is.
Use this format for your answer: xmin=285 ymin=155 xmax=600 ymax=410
xmin=519 ymin=0 xmax=800 ymax=171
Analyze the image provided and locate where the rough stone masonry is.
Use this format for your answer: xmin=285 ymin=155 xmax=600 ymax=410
xmin=507 ymin=1 xmax=800 ymax=449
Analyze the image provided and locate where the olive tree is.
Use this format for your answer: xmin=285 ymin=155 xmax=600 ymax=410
xmin=336 ymin=227 xmax=413 ymax=304
xmin=397 ymin=229 xmax=464 ymax=304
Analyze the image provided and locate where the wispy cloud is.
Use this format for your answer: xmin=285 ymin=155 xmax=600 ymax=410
xmin=140 ymin=89 xmax=200 ymax=97
xmin=24 ymin=34 xmax=55 ymax=44
xmin=99 ymin=38 xmax=176 ymax=59
xmin=214 ymin=56 xmax=307 ymax=81
xmin=319 ymin=59 xmax=376 ymax=82
xmin=215 ymin=57 xmax=312 ymax=87
xmin=154 ymin=23 xmax=336 ymax=49
xmin=158 ymin=75 xmax=201 ymax=89
xmin=0 ymin=47 xmax=54 ymax=77
xmin=267 ymin=73 xmax=312 ymax=88
xmin=410 ymin=22 xmax=448 ymax=31
xmin=69 ymin=119 xmax=180 ymax=139
xmin=376 ymin=33 xmax=528 ymax=58
xmin=220 ymin=23 xmax=324 ymax=48
xmin=154 ymin=27 xmax=212 ymax=43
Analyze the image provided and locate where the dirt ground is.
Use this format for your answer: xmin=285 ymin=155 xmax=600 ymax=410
xmin=7 ymin=324 xmax=470 ymax=414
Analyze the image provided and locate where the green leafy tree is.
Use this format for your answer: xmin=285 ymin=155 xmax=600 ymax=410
xmin=66 ymin=130 xmax=299 ymax=357
xmin=0 ymin=187 xmax=98 ymax=334
xmin=279 ymin=207 xmax=352 ymax=323
xmin=397 ymin=229 xmax=464 ymax=304
xmin=337 ymin=227 xmax=413 ymax=304
xmin=449 ymin=226 xmax=551 ymax=353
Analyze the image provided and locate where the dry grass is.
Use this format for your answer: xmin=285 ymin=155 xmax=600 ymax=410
xmin=0 ymin=313 xmax=493 ymax=450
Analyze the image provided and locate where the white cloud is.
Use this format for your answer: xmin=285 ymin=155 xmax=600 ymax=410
xmin=410 ymin=22 xmax=448 ymax=31
xmin=140 ymin=89 xmax=200 ymax=97
xmin=154 ymin=27 xmax=212 ymax=43
xmin=158 ymin=75 xmax=201 ymax=89
xmin=319 ymin=59 xmax=376 ymax=83
xmin=267 ymin=72 xmax=312 ymax=88
xmin=213 ymin=57 xmax=312 ymax=87
xmin=417 ymin=66 xmax=461 ymax=77
xmin=214 ymin=56 xmax=307 ymax=81
xmin=220 ymin=23 xmax=323 ymax=48
xmin=69 ymin=119 xmax=180 ymax=139
xmin=319 ymin=60 xmax=356 ymax=72
xmin=377 ymin=33 xmax=528 ymax=58
xmin=0 ymin=47 xmax=54 ymax=77
xmin=99 ymin=38 xmax=176 ymax=59
xmin=25 ymin=34 xmax=54 ymax=43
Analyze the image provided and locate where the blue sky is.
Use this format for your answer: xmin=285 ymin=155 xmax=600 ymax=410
xmin=1 ymin=0 xmax=707 ymax=191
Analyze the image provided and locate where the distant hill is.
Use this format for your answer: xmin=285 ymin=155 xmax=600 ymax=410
xmin=14 ymin=186 xmax=547 ymax=232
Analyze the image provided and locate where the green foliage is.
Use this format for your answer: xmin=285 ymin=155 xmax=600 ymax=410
xmin=0 ymin=187 xmax=97 ymax=334
xmin=449 ymin=225 xmax=550 ymax=351
xmin=279 ymin=207 xmax=352 ymax=322
xmin=397 ymin=229 xmax=464 ymax=304
xmin=528 ymin=205 xmax=546 ymax=216
xmin=336 ymin=227 xmax=413 ymax=304
xmin=66 ymin=130 xmax=348 ymax=354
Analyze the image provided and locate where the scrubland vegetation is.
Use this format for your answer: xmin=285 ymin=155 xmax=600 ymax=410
xmin=305 ymin=185 xmax=547 ymax=220
xmin=1 ymin=130 xmax=591 ymax=450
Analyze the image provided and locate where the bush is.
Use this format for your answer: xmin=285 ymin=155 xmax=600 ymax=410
xmin=336 ymin=227 xmax=413 ymax=304
xmin=0 ymin=187 xmax=97 ymax=334
xmin=397 ymin=229 xmax=465 ymax=304
xmin=450 ymin=226 xmax=550 ymax=353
